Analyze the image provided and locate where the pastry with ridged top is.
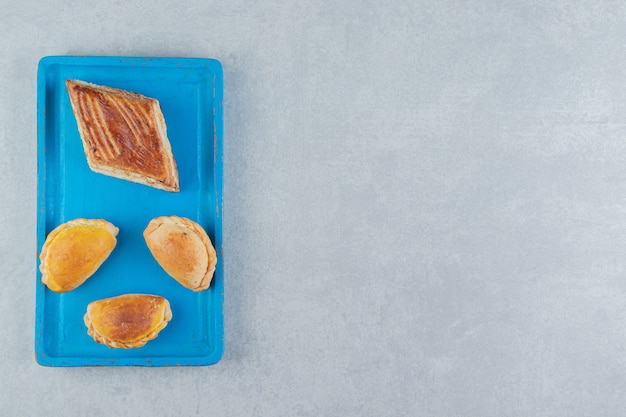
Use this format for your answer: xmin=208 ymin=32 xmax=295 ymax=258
xmin=66 ymin=79 xmax=179 ymax=192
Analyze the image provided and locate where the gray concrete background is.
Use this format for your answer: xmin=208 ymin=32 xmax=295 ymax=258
xmin=2 ymin=0 xmax=626 ymax=416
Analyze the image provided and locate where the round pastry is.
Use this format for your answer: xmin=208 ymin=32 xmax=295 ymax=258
xmin=39 ymin=218 xmax=119 ymax=292
xmin=84 ymin=294 xmax=172 ymax=349
xmin=143 ymin=216 xmax=217 ymax=292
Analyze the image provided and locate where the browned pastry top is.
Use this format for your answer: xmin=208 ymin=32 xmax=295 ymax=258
xmin=144 ymin=216 xmax=217 ymax=292
xmin=66 ymin=80 xmax=179 ymax=191
xmin=84 ymin=294 xmax=172 ymax=348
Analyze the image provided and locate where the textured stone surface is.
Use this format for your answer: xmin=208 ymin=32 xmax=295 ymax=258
xmin=3 ymin=0 xmax=626 ymax=415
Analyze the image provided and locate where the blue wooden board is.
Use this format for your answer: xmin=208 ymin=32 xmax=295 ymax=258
xmin=36 ymin=56 xmax=224 ymax=366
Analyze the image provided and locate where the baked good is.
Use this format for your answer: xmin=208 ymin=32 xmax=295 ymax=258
xmin=39 ymin=219 xmax=118 ymax=292
xmin=84 ymin=294 xmax=172 ymax=349
xmin=65 ymin=79 xmax=180 ymax=192
xmin=143 ymin=216 xmax=217 ymax=292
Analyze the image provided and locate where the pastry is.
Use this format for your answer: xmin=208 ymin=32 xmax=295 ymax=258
xmin=84 ymin=294 xmax=172 ymax=349
xmin=65 ymin=79 xmax=180 ymax=192
xmin=39 ymin=218 xmax=118 ymax=292
xmin=143 ymin=216 xmax=217 ymax=292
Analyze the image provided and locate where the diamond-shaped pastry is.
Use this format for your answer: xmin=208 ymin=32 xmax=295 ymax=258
xmin=143 ymin=216 xmax=217 ymax=292
xmin=39 ymin=218 xmax=119 ymax=292
xmin=84 ymin=294 xmax=172 ymax=349
xmin=66 ymin=80 xmax=180 ymax=192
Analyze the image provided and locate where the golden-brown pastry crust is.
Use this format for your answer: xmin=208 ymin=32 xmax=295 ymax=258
xmin=143 ymin=216 xmax=217 ymax=292
xmin=39 ymin=218 xmax=119 ymax=292
xmin=66 ymin=79 xmax=180 ymax=192
xmin=84 ymin=294 xmax=172 ymax=349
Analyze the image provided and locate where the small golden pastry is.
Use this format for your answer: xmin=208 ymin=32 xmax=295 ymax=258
xmin=66 ymin=79 xmax=180 ymax=192
xmin=39 ymin=219 xmax=118 ymax=292
xmin=143 ymin=216 xmax=217 ymax=292
xmin=84 ymin=294 xmax=172 ymax=349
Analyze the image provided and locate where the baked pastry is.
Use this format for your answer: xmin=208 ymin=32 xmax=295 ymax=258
xmin=84 ymin=294 xmax=172 ymax=349
xmin=65 ymin=79 xmax=180 ymax=192
xmin=143 ymin=216 xmax=217 ymax=291
xmin=39 ymin=219 xmax=118 ymax=292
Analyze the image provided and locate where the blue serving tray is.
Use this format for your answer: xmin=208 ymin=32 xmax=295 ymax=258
xmin=36 ymin=56 xmax=224 ymax=366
